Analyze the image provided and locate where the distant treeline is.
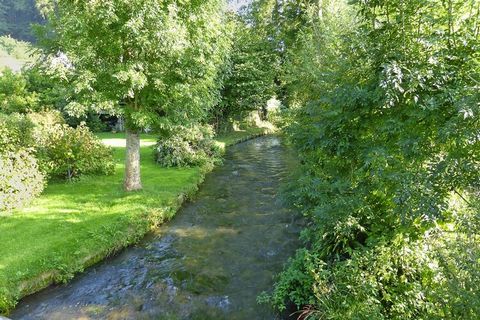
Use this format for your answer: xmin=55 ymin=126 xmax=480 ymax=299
xmin=0 ymin=0 xmax=44 ymax=42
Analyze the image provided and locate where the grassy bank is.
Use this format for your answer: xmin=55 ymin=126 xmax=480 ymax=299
xmin=0 ymin=126 xmax=269 ymax=315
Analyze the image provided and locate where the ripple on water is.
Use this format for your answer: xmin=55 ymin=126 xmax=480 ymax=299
xmin=11 ymin=136 xmax=302 ymax=320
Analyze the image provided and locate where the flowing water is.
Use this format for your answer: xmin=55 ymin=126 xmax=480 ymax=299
xmin=11 ymin=136 xmax=301 ymax=320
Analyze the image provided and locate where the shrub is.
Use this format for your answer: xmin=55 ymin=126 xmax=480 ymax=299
xmin=1 ymin=110 xmax=114 ymax=181
xmin=261 ymin=0 xmax=480 ymax=318
xmin=0 ymin=112 xmax=34 ymax=152
xmin=37 ymin=124 xmax=115 ymax=180
xmin=155 ymin=125 xmax=221 ymax=167
xmin=0 ymin=150 xmax=45 ymax=212
xmin=27 ymin=109 xmax=65 ymax=144
xmin=0 ymin=69 xmax=40 ymax=114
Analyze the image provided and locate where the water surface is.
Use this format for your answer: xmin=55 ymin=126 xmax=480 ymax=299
xmin=12 ymin=136 xmax=301 ymax=320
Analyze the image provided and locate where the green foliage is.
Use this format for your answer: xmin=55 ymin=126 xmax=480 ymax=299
xmin=0 ymin=68 xmax=40 ymax=113
xmin=0 ymin=112 xmax=34 ymax=152
xmin=37 ymin=0 xmax=230 ymax=131
xmin=0 ymin=36 xmax=32 ymax=60
xmin=36 ymin=124 xmax=115 ymax=180
xmin=0 ymin=150 xmax=45 ymax=212
xmin=155 ymin=125 xmax=221 ymax=167
xmin=27 ymin=109 xmax=65 ymax=130
xmin=22 ymin=66 xmax=68 ymax=111
xmin=217 ymin=13 xmax=279 ymax=124
xmin=265 ymin=0 xmax=480 ymax=318
xmin=0 ymin=110 xmax=113 ymax=181
xmin=0 ymin=113 xmax=41 ymax=212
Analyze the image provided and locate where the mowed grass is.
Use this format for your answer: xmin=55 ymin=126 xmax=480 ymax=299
xmin=0 ymin=128 xmax=267 ymax=314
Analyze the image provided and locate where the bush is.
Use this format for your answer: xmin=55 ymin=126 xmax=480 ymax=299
xmin=0 ymin=150 xmax=45 ymax=212
xmin=0 ymin=69 xmax=40 ymax=114
xmin=27 ymin=110 xmax=65 ymax=146
xmin=1 ymin=110 xmax=114 ymax=181
xmin=0 ymin=112 xmax=34 ymax=152
xmin=155 ymin=125 xmax=221 ymax=167
xmin=261 ymin=0 xmax=480 ymax=318
xmin=37 ymin=124 xmax=115 ymax=180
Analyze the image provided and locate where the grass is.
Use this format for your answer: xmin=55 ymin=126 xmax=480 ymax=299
xmin=216 ymin=126 xmax=269 ymax=147
xmin=0 ymin=126 xmax=269 ymax=315
xmin=0 ymin=56 xmax=25 ymax=72
xmin=0 ymin=36 xmax=33 ymax=73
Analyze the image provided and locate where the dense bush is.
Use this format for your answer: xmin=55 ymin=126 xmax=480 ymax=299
xmin=0 ymin=110 xmax=114 ymax=180
xmin=0 ymin=150 xmax=45 ymax=211
xmin=36 ymin=123 xmax=115 ymax=180
xmin=27 ymin=109 xmax=65 ymax=131
xmin=0 ymin=36 xmax=32 ymax=60
xmin=259 ymin=0 xmax=480 ymax=319
xmin=0 ymin=112 xmax=34 ymax=152
xmin=0 ymin=69 xmax=40 ymax=113
xmin=155 ymin=125 xmax=221 ymax=167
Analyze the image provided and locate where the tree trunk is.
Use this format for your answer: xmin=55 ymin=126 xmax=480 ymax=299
xmin=124 ymin=128 xmax=142 ymax=191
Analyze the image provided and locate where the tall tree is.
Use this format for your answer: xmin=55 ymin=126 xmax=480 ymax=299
xmin=38 ymin=0 xmax=229 ymax=191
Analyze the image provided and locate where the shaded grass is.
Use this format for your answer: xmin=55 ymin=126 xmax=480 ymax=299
xmin=0 ymin=127 xmax=267 ymax=315
xmin=215 ymin=126 xmax=269 ymax=147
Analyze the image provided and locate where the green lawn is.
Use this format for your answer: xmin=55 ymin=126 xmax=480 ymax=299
xmin=0 ymin=56 xmax=25 ymax=72
xmin=0 ymin=127 xmax=267 ymax=314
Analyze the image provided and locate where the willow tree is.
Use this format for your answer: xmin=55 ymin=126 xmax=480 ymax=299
xmin=38 ymin=0 xmax=229 ymax=191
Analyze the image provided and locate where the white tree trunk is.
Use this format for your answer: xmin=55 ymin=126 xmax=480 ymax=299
xmin=124 ymin=128 xmax=142 ymax=191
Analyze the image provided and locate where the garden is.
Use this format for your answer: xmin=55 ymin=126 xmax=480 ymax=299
xmin=1 ymin=0 xmax=479 ymax=319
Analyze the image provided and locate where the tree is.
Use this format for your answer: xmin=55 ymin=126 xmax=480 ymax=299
xmin=0 ymin=0 xmax=44 ymax=42
xmin=265 ymin=0 xmax=480 ymax=318
xmin=217 ymin=13 xmax=279 ymax=124
xmin=38 ymin=0 xmax=230 ymax=191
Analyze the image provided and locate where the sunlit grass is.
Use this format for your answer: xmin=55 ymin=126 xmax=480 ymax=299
xmin=0 ymin=133 xmax=201 ymax=313
xmin=0 ymin=127 xmax=267 ymax=314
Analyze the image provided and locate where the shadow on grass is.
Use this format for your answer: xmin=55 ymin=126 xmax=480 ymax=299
xmin=0 ymin=138 xmax=204 ymax=313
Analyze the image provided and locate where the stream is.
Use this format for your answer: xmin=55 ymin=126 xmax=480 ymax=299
xmin=11 ymin=136 xmax=302 ymax=320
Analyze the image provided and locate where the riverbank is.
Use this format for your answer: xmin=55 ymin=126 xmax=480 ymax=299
xmin=11 ymin=135 xmax=301 ymax=320
xmin=0 ymin=125 xmax=271 ymax=315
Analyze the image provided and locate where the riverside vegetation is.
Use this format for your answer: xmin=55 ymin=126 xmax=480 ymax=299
xmin=1 ymin=0 xmax=480 ymax=319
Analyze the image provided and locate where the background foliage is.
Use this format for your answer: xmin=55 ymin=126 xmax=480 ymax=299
xmin=0 ymin=0 xmax=43 ymax=42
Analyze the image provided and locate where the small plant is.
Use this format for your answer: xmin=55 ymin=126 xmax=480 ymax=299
xmin=155 ymin=125 xmax=222 ymax=167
